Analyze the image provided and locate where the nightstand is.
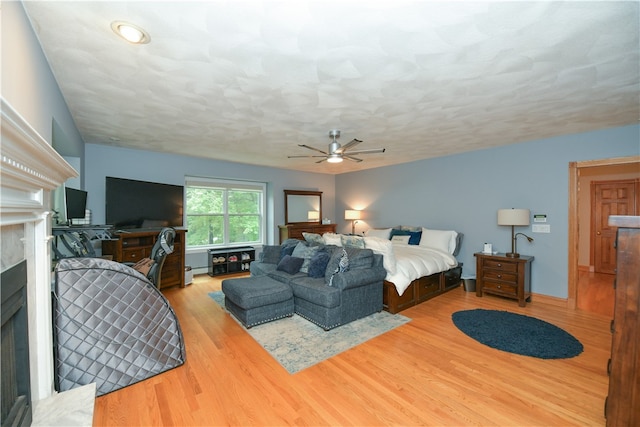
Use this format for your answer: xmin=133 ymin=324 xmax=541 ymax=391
xmin=474 ymin=252 xmax=534 ymax=307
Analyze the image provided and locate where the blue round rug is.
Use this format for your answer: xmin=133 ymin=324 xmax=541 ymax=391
xmin=452 ymin=309 xmax=584 ymax=359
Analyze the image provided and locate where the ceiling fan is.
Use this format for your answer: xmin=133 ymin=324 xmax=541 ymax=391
xmin=288 ymin=130 xmax=385 ymax=163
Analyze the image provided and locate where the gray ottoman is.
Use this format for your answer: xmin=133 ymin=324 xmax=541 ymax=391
xmin=221 ymin=276 xmax=294 ymax=328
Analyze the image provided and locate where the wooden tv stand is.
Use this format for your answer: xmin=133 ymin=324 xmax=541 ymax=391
xmin=102 ymin=229 xmax=187 ymax=289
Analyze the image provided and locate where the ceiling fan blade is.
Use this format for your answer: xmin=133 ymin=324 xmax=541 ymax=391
xmin=298 ymin=144 xmax=328 ymax=155
xmin=343 ymin=155 xmax=363 ymax=163
xmin=343 ymin=148 xmax=386 ymax=155
xmin=288 ymin=155 xmax=326 ymax=158
xmin=335 ymin=138 xmax=362 ymax=153
xmin=315 ymin=158 xmax=327 ymax=164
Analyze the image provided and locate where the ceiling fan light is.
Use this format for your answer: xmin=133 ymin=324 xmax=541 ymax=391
xmin=327 ymin=154 xmax=343 ymax=163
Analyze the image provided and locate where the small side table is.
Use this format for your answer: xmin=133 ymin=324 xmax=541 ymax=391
xmin=474 ymin=252 xmax=534 ymax=307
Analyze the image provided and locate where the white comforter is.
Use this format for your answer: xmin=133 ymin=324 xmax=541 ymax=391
xmin=385 ymin=244 xmax=458 ymax=296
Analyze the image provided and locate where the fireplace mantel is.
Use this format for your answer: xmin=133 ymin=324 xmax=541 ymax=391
xmin=1 ymin=97 xmax=78 ymax=401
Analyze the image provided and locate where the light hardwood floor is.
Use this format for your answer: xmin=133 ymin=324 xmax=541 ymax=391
xmin=577 ymin=270 xmax=615 ymax=317
xmin=93 ymin=273 xmax=612 ymax=426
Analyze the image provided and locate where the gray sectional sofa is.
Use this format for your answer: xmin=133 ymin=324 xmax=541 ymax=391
xmin=247 ymin=239 xmax=387 ymax=330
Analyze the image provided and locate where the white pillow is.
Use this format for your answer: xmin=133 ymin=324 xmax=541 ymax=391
xmin=390 ymin=235 xmax=411 ymax=245
xmin=322 ymin=232 xmax=342 ymax=246
xmin=364 ymin=236 xmax=396 ymax=275
xmin=420 ymin=228 xmax=458 ymax=254
xmin=364 ymin=228 xmax=392 ymax=240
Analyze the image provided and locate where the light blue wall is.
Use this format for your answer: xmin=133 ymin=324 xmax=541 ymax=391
xmin=84 ymin=144 xmax=336 ymax=270
xmin=2 ymin=1 xmax=85 ymax=181
xmin=336 ymin=124 xmax=640 ymax=298
xmin=9 ymin=0 xmax=639 ymax=294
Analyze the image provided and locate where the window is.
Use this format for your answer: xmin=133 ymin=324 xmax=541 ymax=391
xmin=185 ymin=177 xmax=265 ymax=248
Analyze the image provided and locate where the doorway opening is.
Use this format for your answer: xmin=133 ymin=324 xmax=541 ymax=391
xmin=568 ymin=156 xmax=640 ymax=312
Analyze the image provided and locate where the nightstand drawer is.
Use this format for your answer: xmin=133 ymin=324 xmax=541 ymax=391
xmin=483 ymin=270 xmax=517 ymax=283
xmin=483 ymin=280 xmax=517 ymax=295
xmin=122 ymin=248 xmax=146 ymax=262
xmin=482 ymin=259 xmax=518 ymax=272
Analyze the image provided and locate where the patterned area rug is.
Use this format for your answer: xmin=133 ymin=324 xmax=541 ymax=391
xmin=452 ymin=309 xmax=584 ymax=359
xmin=209 ymin=291 xmax=410 ymax=373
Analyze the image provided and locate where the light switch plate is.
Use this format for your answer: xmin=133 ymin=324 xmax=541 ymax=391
xmin=532 ymin=224 xmax=551 ymax=233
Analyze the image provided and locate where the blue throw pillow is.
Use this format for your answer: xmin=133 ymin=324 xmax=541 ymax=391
xmin=389 ymin=229 xmax=411 ymax=238
xmin=390 ymin=229 xmax=421 ymax=245
xmin=307 ymin=250 xmax=331 ymax=278
xmin=408 ymin=230 xmax=422 ymax=245
xmin=280 ymin=244 xmax=296 ymax=261
xmin=276 ymin=255 xmax=304 ymax=275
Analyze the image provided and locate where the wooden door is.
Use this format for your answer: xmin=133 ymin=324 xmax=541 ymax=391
xmin=592 ymin=179 xmax=638 ymax=274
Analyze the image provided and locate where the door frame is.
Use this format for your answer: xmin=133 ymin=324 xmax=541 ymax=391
xmin=568 ymin=155 xmax=640 ymax=309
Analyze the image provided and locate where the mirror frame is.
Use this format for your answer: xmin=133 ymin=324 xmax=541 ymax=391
xmin=284 ymin=189 xmax=322 ymax=224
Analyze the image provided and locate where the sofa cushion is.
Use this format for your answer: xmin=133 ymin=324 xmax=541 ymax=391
xmin=291 ymin=242 xmax=320 ymax=273
xmin=324 ymin=246 xmax=374 ymax=282
xmin=261 ymin=245 xmax=282 ymax=264
xmin=276 ymin=255 xmax=304 ymax=275
xmin=250 ymin=260 xmax=277 ymax=276
xmin=307 ymin=248 xmax=331 ymax=278
xmin=346 ymin=247 xmax=374 ymax=269
xmin=325 ymin=248 xmax=350 ymax=286
xmin=289 ymin=276 xmax=341 ymax=308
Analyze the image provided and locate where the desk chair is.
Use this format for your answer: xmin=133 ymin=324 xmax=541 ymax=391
xmin=147 ymin=227 xmax=176 ymax=289
xmin=126 ymin=227 xmax=176 ymax=289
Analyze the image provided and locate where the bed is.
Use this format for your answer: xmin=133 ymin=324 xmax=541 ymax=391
xmin=361 ymin=227 xmax=463 ymax=314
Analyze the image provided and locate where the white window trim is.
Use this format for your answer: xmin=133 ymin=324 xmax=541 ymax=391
xmin=184 ymin=176 xmax=266 ymax=250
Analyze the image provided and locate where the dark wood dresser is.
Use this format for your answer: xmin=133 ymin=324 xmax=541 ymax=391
xmin=102 ymin=229 xmax=187 ymax=289
xmin=475 ymin=252 xmax=534 ymax=307
xmin=605 ymin=215 xmax=640 ymax=426
xmin=278 ymin=223 xmax=336 ymax=243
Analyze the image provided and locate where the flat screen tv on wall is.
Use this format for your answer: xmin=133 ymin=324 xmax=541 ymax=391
xmin=105 ymin=177 xmax=184 ymax=229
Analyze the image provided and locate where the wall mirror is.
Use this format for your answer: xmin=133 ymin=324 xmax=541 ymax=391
xmin=284 ymin=190 xmax=322 ymax=224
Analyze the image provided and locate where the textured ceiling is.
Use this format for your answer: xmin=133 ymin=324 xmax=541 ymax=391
xmin=23 ymin=1 xmax=640 ymax=174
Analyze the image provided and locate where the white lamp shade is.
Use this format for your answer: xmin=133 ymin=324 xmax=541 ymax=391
xmin=308 ymin=210 xmax=319 ymax=221
xmin=497 ymin=209 xmax=530 ymax=226
xmin=344 ymin=210 xmax=361 ymax=220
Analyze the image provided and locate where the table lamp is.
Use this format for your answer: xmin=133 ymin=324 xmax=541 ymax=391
xmin=497 ymin=208 xmax=534 ymax=258
xmin=345 ymin=210 xmax=361 ymax=235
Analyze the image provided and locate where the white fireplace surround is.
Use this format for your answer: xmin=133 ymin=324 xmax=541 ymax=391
xmin=1 ymin=97 xmax=78 ymax=401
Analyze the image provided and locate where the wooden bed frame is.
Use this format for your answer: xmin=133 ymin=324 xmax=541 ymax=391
xmin=383 ymin=265 xmax=462 ymax=314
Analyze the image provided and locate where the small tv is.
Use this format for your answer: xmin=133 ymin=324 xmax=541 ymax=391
xmin=65 ymin=187 xmax=88 ymax=220
xmin=106 ymin=177 xmax=184 ymax=229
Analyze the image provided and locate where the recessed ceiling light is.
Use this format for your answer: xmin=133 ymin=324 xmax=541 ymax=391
xmin=111 ymin=21 xmax=150 ymax=44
